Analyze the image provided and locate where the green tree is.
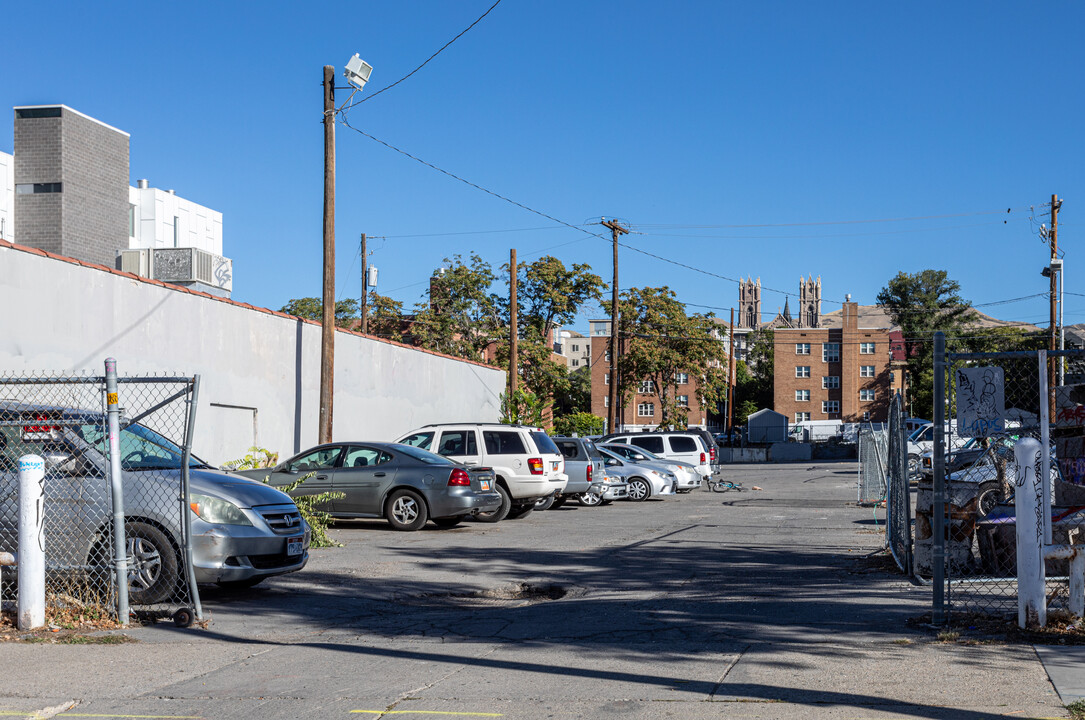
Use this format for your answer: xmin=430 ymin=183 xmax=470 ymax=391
xmin=365 ymin=291 xmax=406 ymax=343
xmin=553 ymin=411 xmax=605 ymax=437
xmin=615 ymin=287 xmax=730 ymax=428
xmin=411 ymin=254 xmax=499 ymax=360
xmin=500 ymin=388 xmax=546 ymax=426
xmin=876 ymin=270 xmax=974 ymax=418
xmin=554 ymin=365 xmax=592 ymax=417
xmin=280 ymin=297 xmax=359 ymax=328
xmin=493 ymin=255 xmax=606 ymax=416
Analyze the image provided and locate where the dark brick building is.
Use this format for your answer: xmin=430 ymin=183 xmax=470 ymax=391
xmin=13 ymin=105 xmax=129 ymax=267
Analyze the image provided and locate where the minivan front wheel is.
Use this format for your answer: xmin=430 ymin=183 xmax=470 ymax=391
xmin=476 ymin=483 xmax=512 ymax=523
xmin=124 ymin=521 xmax=179 ymax=605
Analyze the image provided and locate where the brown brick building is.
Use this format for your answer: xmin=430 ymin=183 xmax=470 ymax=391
xmin=587 ymin=319 xmax=711 ymax=432
xmin=773 ymin=301 xmax=894 ymax=423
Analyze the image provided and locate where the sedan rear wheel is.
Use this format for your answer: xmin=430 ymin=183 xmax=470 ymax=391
xmin=627 ymin=478 xmax=651 ymax=502
xmin=386 ymin=489 xmax=429 ymax=531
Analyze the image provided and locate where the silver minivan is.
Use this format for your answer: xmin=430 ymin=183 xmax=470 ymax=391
xmin=601 ymin=432 xmax=713 ymax=481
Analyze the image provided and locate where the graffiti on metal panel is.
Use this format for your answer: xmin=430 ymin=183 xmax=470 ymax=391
xmin=956 ymin=366 xmax=1005 ymax=437
xmin=1055 ymin=385 xmax=1085 ymax=427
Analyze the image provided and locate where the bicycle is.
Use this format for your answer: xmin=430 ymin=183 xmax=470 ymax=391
xmin=708 ymin=478 xmax=744 ymax=493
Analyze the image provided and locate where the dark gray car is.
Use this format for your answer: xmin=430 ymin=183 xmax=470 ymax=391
xmin=237 ymin=442 xmax=501 ymax=531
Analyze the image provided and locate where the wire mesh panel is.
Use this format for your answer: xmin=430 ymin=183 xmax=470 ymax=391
xmin=885 ymin=394 xmax=912 ymax=573
xmin=0 ymin=371 xmax=199 ymax=622
xmin=938 ymin=349 xmax=1085 ymax=617
xmin=858 ymin=427 xmax=888 ymax=504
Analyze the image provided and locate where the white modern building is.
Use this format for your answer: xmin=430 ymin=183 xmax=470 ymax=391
xmin=0 ymin=150 xmax=12 ymax=242
xmin=129 ymin=179 xmax=222 ymax=255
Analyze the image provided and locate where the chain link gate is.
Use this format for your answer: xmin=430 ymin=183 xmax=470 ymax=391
xmin=858 ymin=427 xmax=889 ymax=505
xmin=929 ymin=339 xmax=1085 ymax=619
xmin=0 ymin=366 xmax=201 ymax=625
xmin=885 ymin=393 xmax=912 ymax=573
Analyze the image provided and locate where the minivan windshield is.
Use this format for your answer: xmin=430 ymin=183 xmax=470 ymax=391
xmin=75 ymin=422 xmax=196 ymax=470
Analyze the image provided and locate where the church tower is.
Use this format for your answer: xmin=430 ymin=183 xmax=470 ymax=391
xmin=799 ymin=275 xmax=821 ymax=328
xmin=739 ymin=277 xmax=761 ymax=328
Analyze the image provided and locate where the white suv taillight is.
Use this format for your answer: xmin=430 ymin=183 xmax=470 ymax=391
xmin=700 ymin=452 xmax=706 ymax=465
xmin=709 ymin=446 xmax=716 ymax=462
xmin=528 ymin=457 xmax=544 ymax=475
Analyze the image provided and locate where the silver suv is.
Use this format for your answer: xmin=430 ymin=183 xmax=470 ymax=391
xmin=397 ymin=423 xmax=567 ymax=522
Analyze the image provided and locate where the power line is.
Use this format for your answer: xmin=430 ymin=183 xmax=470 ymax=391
xmin=341 ymin=0 xmax=504 ymax=109
xmin=629 ymin=207 xmax=1028 ymax=230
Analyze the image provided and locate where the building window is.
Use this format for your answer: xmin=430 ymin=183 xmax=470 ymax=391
xmin=15 ymin=183 xmax=62 ymax=194
xmin=637 ymin=402 xmax=654 ymax=417
xmin=604 ymin=373 xmax=609 ymax=385
xmin=639 ymin=380 xmax=654 ymax=394
xmin=604 ymin=396 xmax=608 ymax=407
xmin=860 ymin=389 xmax=875 ymax=402
xmin=863 ymin=411 xmax=871 ymax=421
xmin=677 ymin=394 xmax=689 ymax=407
xmin=795 ymin=366 xmax=811 ymax=378
xmin=572 ymin=344 xmax=579 ymax=352
xmin=822 ymin=343 xmax=840 ymax=362
xmin=822 ymin=400 xmax=840 ymax=414
xmin=571 ymin=359 xmax=579 ymax=367
xmin=795 ymin=389 xmax=810 ymax=402
xmin=822 ymin=376 xmax=840 ymax=389
xmin=796 ymin=343 xmax=811 ymax=355
xmin=860 ymin=342 xmax=875 ymax=354
xmin=795 ymin=412 xmax=811 ymax=423
xmin=674 ymin=372 xmax=689 ymax=385
xmin=860 ymin=365 xmax=876 ymax=378
xmin=604 ymin=351 xmax=611 ymax=362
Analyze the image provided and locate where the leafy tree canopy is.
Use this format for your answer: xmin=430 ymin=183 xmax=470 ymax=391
xmin=280 ymin=297 xmax=360 ymax=328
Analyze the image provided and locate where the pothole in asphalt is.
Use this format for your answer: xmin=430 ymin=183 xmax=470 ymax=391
xmin=409 ymin=583 xmax=582 ymax=606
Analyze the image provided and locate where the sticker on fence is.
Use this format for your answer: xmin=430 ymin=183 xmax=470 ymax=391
xmin=956 ymin=366 xmax=1006 ymax=437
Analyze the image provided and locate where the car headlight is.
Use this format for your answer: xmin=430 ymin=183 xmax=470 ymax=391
xmin=190 ymin=493 xmax=253 ymax=526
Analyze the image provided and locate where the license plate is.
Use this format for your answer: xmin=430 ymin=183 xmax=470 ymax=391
xmin=286 ymin=536 xmax=303 ymax=556
xmin=552 ymin=461 xmax=560 ymax=470
xmin=480 ymin=480 xmax=491 ymax=491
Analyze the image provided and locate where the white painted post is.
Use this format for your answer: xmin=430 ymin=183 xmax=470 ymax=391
xmin=17 ymin=454 xmax=46 ymax=631
xmin=1014 ymin=438 xmax=1045 ymax=629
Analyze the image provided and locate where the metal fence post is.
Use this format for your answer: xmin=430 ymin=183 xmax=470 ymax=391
xmin=1014 ymin=437 xmax=1045 ymax=628
xmin=17 ymin=454 xmax=45 ymax=630
xmin=105 ymin=358 xmax=129 ymax=625
xmin=181 ymin=375 xmax=203 ymax=621
xmin=932 ymin=332 xmax=946 ymax=624
xmin=1037 ymin=350 xmax=1052 ymax=544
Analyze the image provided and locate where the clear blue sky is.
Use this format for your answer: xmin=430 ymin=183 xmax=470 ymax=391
xmin=2 ymin=2 xmax=1082 ymax=332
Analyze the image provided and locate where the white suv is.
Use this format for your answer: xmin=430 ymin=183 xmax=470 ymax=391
xmin=397 ymin=423 xmax=567 ymax=522
xmin=601 ymin=431 xmax=713 ymax=481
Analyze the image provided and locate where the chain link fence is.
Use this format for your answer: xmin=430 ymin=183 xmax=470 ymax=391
xmin=885 ymin=394 xmax=912 ymax=573
xmin=858 ymin=426 xmax=889 ymax=504
xmin=0 ymin=369 xmax=200 ymax=624
xmin=929 ymin=346 xmax=1085 ymax=618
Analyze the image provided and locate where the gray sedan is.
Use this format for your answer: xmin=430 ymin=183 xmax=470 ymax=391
xmin=236 ymin=442 xmax=501 ymax=531
xmin=597 ymin=447 xmax=677 ymax=501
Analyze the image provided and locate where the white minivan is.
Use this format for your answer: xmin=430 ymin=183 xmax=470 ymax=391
xmin=397 ymin=423 xmax=567 ymax=522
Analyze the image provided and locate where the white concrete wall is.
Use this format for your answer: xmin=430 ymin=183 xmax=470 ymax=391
xmin=129 ymin=185 xmax=223 ymax=255
xmin=0 ymin=243 xmax=505 ymax=464
xmin=0 ymin=151 xmax=12 ymax=243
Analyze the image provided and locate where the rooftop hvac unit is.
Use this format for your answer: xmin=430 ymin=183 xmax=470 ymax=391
xmin=119 ymin=249 xmax=152 ymax=277
xmin=149 ymin=248 xmax=232 ymax=292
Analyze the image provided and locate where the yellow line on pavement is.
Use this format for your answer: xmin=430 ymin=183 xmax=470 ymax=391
xmin=0 ymin=714 xmax=203 ymax=719
xmin=350 ymin=712 xmax=503 ymax=717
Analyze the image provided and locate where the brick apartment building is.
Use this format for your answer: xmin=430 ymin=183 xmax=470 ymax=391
xmin=587 ymin=319 xmax=710 ymax=431
xmin=773 ymin=301 xmax=894 ymax=423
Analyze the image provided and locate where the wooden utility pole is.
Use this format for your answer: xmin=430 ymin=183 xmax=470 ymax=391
xmin=728 ymin=308 xmax=736 ymax=439
xmin=319 ymin=65 xmax=336 ymax=444
xmin=1048 ymin=194 xmax=1061 ymax=412
xmin=602 ymin=218 xmax=629 ymax=432
xmin=360 ymin=233 xmax=368 ymax=334
xmin=509 ymin=248 xmax=518 ymax=400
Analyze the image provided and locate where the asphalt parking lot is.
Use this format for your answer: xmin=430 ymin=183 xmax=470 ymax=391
xmin=0 ymin=461 xmax=1071 ymax=719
